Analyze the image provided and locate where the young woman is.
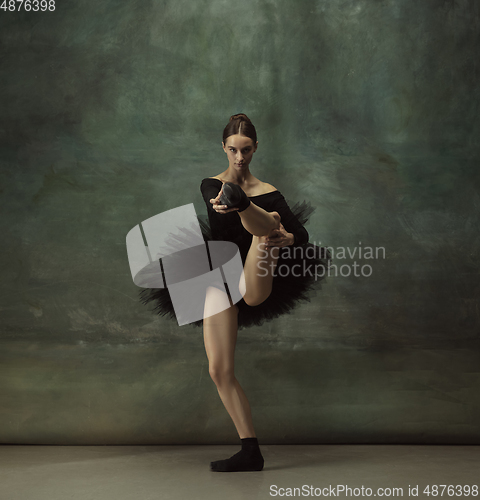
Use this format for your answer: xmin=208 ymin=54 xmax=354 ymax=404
xmin=140 ymin=113 xmax=331 ymax=472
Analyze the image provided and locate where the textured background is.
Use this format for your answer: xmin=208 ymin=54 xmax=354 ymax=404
xmin=0 ymin=0 xmax=479 ymax=444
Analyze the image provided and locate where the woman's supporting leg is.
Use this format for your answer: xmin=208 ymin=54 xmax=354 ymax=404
xmin=203 ymin=286 xmax=264 ymax=472
xmin=203 ymin=287 xmax=255 ymax=439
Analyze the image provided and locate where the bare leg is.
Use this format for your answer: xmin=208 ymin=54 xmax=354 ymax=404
xmin=237 ymin=203 xmax=281 ymax=236
xmin=240 ymin=231 xmax=281 ymax=307
xmin=203 ymin=286 xmax=256 ymax=439
xmin=212 ymin=185 xmax=280 ymax=236
xmin=203 ymin=286 xmax=265 ymax=471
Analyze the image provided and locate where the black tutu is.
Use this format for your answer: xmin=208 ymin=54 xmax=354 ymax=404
xmin=138 ymin=200 xmax=332 ymax=331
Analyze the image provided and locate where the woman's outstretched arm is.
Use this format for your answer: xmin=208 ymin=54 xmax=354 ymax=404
xmin=200 ymin=178 xmax=280 ymax=237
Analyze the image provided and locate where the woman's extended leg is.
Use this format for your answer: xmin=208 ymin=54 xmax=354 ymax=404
xmin=212 ymin=185 xmax=280 ymax=236
xmin=240 ymin=230 xmax=281 ymax=307
xmin=237 ymin=203 xmax=281 ymax=236
xmin=203 ymin=286 xmax=264 ymax=472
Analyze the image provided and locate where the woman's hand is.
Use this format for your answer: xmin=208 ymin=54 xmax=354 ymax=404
xmin=264 ymin=223 xmax=294 ymax=249
xmin=210 ymin=183 xmax=240 ymax=214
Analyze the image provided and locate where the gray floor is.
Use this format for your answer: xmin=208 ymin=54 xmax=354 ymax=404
xmin=1 ymin=445 xmax=478 ymax=500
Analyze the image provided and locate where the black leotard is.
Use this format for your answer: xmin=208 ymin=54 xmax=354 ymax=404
xmin=200 ymin=178 xmax=309 ymax=262
xmin=138 ymin=178 xmax=331 ymax=330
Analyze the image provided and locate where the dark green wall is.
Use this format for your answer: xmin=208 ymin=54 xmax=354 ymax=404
xmin=0 ymin=0 xmax=479 ymax=444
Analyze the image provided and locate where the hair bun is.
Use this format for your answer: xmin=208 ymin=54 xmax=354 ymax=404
xmin=229 ymin=113 xmax=251 ymax=123
xmin=223 ymin=113 xmax=257 ymax=144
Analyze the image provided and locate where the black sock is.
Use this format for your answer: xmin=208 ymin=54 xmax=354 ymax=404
xmin=210 ymin=437 xmax=264 ymax=472
xmin=218 ymin=182 xmax=251 ymax=212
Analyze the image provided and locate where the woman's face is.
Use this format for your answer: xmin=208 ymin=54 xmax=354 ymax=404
xmin=222 ymin=134 xmax=258 ymax=171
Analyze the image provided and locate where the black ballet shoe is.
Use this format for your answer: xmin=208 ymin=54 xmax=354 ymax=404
xmin=210 ymin=449 xmax=264 ymax=472
xmin=218 ymin=182 xmax=251 ymax=213
xmin=210 ymin=437 xmax=264 ymax=472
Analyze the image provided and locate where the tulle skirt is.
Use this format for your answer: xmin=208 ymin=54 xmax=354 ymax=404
xmin=138 ymin=201 xmax=332 ymax=331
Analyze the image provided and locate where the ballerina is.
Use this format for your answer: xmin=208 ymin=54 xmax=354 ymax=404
xmin=139 ymin=113 xmax=331 ymax=472
xmin=201 ymin=113 xmax=321 ymax=472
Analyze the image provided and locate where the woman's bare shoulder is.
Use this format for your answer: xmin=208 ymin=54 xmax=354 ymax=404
xmin=204 ymin=177 xmax=277 ymax=195
xmin=260 ymin=182 xmax=278 ymax=195
xmin=244 ymin=181 xmax=278 ymax=196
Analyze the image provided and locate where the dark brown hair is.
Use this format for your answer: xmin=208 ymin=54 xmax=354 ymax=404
xmin=222 ymin=113 xmax=257 ymax=145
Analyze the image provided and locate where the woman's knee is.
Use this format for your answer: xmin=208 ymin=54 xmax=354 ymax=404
xmin=270 ymin=211 xmax=281 ymax=229
xmin=243 ymin=286 xmax=272 ymax=307
xmin=243 ymin=295 xmax=262 ymax=307
xmin=208 ymin=365 xmax=235 ymax=387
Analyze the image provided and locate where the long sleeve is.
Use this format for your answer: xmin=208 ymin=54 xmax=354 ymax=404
xmin=200 ymin=178 xmax=309 ymax=246
xmin=271 ymin=192 xmax=309 ymax=246
xmin=200 ymin=178 xmax=222 ymax=215
xmin=200 ymin=178 xmax=241 ymax=241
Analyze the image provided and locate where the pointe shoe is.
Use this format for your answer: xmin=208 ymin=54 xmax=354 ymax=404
xmin=218 ymin=182 xmax=251 ymax=212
